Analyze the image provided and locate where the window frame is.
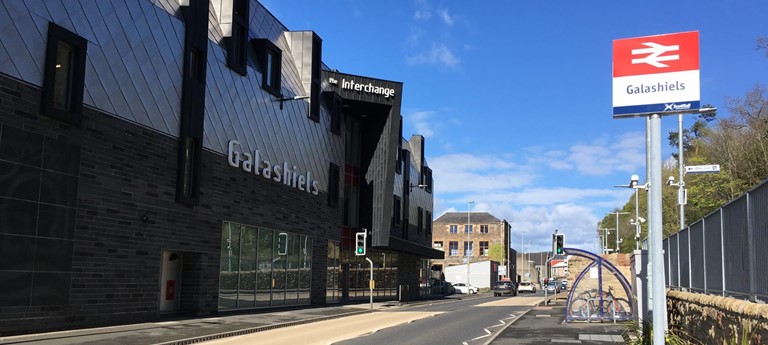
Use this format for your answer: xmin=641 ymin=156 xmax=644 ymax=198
xmin=449 ymin=224 xmax=458 ymax=234
xmin=480 ymin=225 xmax=489 ymax=234
xmin=417 ymin=207 xmax=423 ymax=234
xmin=226 ymin=0 xmax=248 ymax=75
xmin=41 ymin=22 xmax=88 ymax=126
xmin=324 ymin=91 xmax=342 ymax=135
xmin=426 ymin=211 xmax=432 ymax=235
xmin=480 ymin=241 xmax=489 ymax=256
xmin=252 ymin=38 xmax=282 ymax=97
xmin=327 ymin=163 xmax=340 ymax=207
xmin=449 ymin=241 xmax=459 ymax=257
xmin=393 ymin=195 xmax=402 ymax=226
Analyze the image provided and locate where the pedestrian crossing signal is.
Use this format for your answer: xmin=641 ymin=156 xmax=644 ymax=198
xmin=355 ymin=232 xmax=367 ymax=256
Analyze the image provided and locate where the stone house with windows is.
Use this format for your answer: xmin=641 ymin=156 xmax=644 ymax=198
xmin=431 ymin=212 xmax=511 ymax=277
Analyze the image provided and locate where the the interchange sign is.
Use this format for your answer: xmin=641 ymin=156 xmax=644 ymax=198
xmin=612 ymin=31 xmax=700 ymax=117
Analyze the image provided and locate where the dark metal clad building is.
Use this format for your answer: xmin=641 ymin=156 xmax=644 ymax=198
xmin=0 ymin=0 xmax=438 ymax=335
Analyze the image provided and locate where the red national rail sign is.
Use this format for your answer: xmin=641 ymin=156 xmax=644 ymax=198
xmin=612 ymin=31 xmax=700 ymax=117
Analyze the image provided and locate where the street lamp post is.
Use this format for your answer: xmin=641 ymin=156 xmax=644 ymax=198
xmin=677 ymin=114 xmax=686 ymax=230
xmin=466 ymin=201 xmax=474 ymax=285
xmin=617 ymin=175 xmax=648 ymax=251
xmin=608 ymin=211 xmax=629 ymax=253
xmin=598 ymin=228 xmax=614 ymax=254
xmin=521 ymin=230 xmax=525 ymax=281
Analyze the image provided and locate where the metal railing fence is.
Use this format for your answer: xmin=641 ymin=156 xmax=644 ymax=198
xmin=664 ymin=179 xmax=768 ymax=301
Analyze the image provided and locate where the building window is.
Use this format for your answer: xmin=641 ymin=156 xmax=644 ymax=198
xmin=449 ymin=241 xmax=459 ymax=256
xmin=433 ymin=241 xmax=443 ymax=249
xmin=480 ymin=225 xmax=489 ymax=234
xmin=253 ymin=39 xmax=282 ymax=97
xmin=393 ymin=195 xmax=401 ymax=226
xmin=187 ymin=47 xmax=205 ymax=81
xmin=308 ymin=33 xmax=322 ymax=122
xmin=324 ymin=91 xmax=342 ymax=135
xmin=464 ymin=224 xmax=473 ymax=233
xmin=41 ymin=22 xmax=87 ymax=125
xmin=227 ymin=24 xmax=247 ymax=75
xmin=328 ymin=163 xmax=340 ymax=207
xmin=422 ymin=167 xmax=433 ymax=193
xmin=449 ymin=225 xmax=458 ymax=234
xmin=226 ymin=0 xmax=248 ymax=75
xmin=464 ymin=241 xmax=473 ymax=256
xmin=177 ymin=137 xmax=200 ymax=203
xmin=396 ymin=118 xmax=403 ymax=174
xmin=480 ymin=241 xmax=489 ymax=256
xmin=417 ymin=207 xmax=423 ymax=234
xmin=219 ymin=221 xmax=312 ymax=309
xmin=426 ymin=211 xmax=432 ymax=235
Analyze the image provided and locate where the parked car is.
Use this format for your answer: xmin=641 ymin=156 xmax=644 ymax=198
xmin=431 ymin=279 xmax=455 ymax=295
xmin=517 ymin=281 xmax=537 ymax=293
xmin=493 ymin=281 xmax=517 ymax=296
xmin=560 ymin=280 xmax=568 ymax=291
xmin=452 ymin=282 xmax=478 ymax=294
xmin=546 ymin=281 xmax=561 ymax=294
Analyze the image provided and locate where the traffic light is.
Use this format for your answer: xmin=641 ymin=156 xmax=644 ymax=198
xmin=355 ymin=232 xmax=367 ymax=256
xmin=555 ymin=234 xmax=564 ymax=255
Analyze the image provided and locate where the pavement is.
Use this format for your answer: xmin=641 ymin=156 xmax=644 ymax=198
xmin=487 ymin=298 xmax=630 ymax=345
xmin=0 ymin=294 xmax=631 ymax=345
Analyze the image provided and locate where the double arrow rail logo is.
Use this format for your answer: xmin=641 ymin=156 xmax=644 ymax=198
xmin=631 ymin=42 xmax=680 ymax=68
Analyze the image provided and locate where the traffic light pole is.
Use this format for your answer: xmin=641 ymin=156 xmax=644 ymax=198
xmin=365 ymin=257 xmax=373 ymax=310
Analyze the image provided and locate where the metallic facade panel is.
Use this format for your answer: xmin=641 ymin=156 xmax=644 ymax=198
xmin=1 ymin=0 xmax=45 ymax=85
xmin=0 ymin=0 xmax=400 ymax=196
xmin=721 ymin=197 xmax=749 ymax=295
xmin=703 ymin=211 xmax=723 ymax=292
xmin=749 ymin=183 xmax=768 ymax=298
xmin=678 ymin=228 xmax=690 ymax=289
xmin=663 ymin=238 xmax=670 ymax=285
xmin=689 ymin=221 xmax=705 ymax=291
xmin=669 ymin=234 xmax=679 ymax=287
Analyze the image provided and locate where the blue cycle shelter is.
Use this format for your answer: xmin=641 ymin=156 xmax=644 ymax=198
xmin=562 ymin=248 xmax=634 ymax=322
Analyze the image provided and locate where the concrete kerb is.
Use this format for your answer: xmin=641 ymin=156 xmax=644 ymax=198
xmin=480 ymin=296 xmax=549 ymax=345
xmin=480 ymin=308 xmax=531 ymax=345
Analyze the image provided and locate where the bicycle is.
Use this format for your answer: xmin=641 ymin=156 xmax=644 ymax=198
xmin=568 ymin=286 xmax=630 ymax=320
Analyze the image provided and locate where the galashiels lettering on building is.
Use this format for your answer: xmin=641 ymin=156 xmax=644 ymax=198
xmin=227 ymin=139 xmax=319 ymax=195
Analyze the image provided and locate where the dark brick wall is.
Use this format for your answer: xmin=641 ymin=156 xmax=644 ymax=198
xmin=0 ymin=74 xmax=342 ymax=335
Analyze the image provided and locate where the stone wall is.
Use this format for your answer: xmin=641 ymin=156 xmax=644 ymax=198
xmin=667 ymin=290 xmax=767 ymax=344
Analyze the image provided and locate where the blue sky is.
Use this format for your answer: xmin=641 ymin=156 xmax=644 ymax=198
xmin=261 ymin=1 xmax=768 ymax=253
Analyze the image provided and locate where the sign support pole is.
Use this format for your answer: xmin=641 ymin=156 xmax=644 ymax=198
xmin=678 ymin=114 xmax=686 ymax=230
xmin=366 ymin=257 xmax=373 ymax=310
xmin=649 ymin=113 xmax=667 ymax=344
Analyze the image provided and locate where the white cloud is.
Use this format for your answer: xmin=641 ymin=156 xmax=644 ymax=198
xmin=414 ymin=10 xmax=431 ymax=20
xmin=427 ymin=131 xmax=647 ymax=252
xmin=406 ymin=44 xmax=460 ymax=68
xmin=438 ymin=203 xmax=603 ymax=253
xmin=409 ymin=110 xmax=436 ymax=138
xmin=429 ymin=154 xmax=533 ymax=193
xmin=570 ymin=132 xmax=646 ymax=176
xmin=439 ymin=9 xmax=455 ymax=25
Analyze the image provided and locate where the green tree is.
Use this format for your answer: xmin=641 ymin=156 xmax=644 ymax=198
xmin=488 ymin=243 xmax=505 ymax=263
xmin=613 ymin=85 xmax=768 ymax=243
